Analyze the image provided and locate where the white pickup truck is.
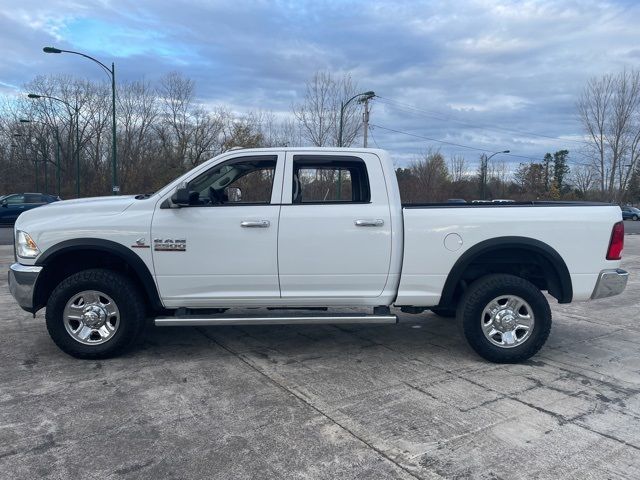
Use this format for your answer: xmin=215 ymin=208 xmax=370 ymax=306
xmin=8 ymin=148 xmax=628 ymax=362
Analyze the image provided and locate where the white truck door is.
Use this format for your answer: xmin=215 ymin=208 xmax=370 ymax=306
xmin=278 ymin=152 xmax=392 ymax=299
xmin=151 ymin=153 xmax=284 ymax=307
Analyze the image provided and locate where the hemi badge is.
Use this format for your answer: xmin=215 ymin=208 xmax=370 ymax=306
xmin=154 ymin=238 xmax=187 ymax=252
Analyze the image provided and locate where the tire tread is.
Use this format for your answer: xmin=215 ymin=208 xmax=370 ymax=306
xmin=457 ymin=274 xmax=551 ymax=363
xmin=45 ymin=268 xmax=146 ymax=359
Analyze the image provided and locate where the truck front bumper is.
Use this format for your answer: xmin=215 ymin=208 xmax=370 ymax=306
xmin=591 ymin=268 xmax=629 ymax=300
xmin=8 ymin=263 xmax=42 ymax=313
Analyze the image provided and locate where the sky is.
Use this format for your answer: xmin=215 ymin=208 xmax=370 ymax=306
xmin=1 ymin=0 xmax=639 ymax=168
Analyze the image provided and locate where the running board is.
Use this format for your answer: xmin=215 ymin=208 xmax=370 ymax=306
xmin=154 ymin=314 xmax=397 ymax=327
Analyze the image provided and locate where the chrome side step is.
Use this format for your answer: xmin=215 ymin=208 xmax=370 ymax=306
xmin=154 ymin=314 xmax=397 ymax=327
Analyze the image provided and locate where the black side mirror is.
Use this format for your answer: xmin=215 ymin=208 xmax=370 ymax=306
xmin=0 ymin=200 xmax=7 ymax=208
xmin=171 ymin=187 xmax=191 ymax=207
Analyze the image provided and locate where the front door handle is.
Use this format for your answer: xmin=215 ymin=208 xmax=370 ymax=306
xmin=241 ymin=220 xmax=270 ymax=228
xmin=354 ymin=219 xmax=384 ymax=227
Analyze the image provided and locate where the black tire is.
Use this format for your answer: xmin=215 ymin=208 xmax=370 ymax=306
xmin=633 ymin=214 xmax=639 ymax=221
xmin=429 ymin=307 xmax=457 ymax=318
xmin=457 ymin=274 xmax=551 ymax=363
xmin=45 ymin=269 xmax=146 ymax=359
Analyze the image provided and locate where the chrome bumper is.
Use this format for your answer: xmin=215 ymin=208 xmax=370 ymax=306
xmin=591 ymin=268 xmax=629 ymax=300
xmin=8 ymin=263 xmax=42 ymax=313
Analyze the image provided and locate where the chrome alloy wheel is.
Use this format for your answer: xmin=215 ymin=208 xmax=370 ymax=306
xmin=63 ymin=290 xmax=120 ymax=345
xmin=481 ymin=295 xmax=535 ymax=348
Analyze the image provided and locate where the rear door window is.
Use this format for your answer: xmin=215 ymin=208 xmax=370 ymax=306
xmin=292 ymin=156 xmax=370 ymax=204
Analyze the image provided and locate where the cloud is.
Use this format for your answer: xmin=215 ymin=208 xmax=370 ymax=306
xmin=0 ymin=0 xmax=638 ymax=166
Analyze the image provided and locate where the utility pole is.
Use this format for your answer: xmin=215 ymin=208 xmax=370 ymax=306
xmin=363 ymin=97 xmax=371 ymax=148
xmin=338 ymin=90 xmax=375 ymax=147
xmin=480 ymin=154 xmax=487 ymax=200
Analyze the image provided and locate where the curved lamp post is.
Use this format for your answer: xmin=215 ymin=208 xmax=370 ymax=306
xmin=20 ymin=119 xmax=62 ymax=196
xmin=336 ymin=91 xmax=375 ymax=199
xmin=28 ymin=93 xmax=81 ymax=197
xmin=481 ymin=150 xmax=510 ymax=200
xmin=338 ymin=91 xmax=375 ymax=147
xmin=43 ymin=46 xmax=118 ymax=194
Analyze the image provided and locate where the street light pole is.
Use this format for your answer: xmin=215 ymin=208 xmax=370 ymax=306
xmin=110 ymin=62 xmax=118 ymax=194
xmin=28 ymin=93 xmax=81 ymax=197
xmin=336 ymin=91 xmax=375 ymax=199
xmin=481 ymin=150 xmax=510 ymax=200
xmin=338 ymin=91 xmax=375 ymax=147
xmin=43 ymin=46 xmax=118 ymax=195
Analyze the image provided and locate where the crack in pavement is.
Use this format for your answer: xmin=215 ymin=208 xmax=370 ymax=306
xmin=328 ymin=324 xmax=640 ymax=455
xmin=195 ymin=327 xmax=428 ymax=480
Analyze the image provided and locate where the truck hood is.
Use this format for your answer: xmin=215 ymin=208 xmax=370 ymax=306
xmin=16 ymin=195 xmax=138 ymax=227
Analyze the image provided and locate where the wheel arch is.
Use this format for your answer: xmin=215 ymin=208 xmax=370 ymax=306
xmin=438 ymin=236 xmax=572 ymax=309
xmin=33 ymin=238 xmax=162 ymax=313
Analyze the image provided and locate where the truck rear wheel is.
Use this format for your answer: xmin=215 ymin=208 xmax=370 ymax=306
xmin=45 ymin=269 xmax=146 ymax=359
xmin=457 ymin=274 xmax=551 ymax=363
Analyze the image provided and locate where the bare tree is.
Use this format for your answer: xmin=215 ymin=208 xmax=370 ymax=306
xmin=156 ymin=72 xmax=226 ymax=174
xmin=448 ymin=154 xmax=467 ymax=182
xmin=578 ymin=70 xmax=640 ymax=200
xmin=572 ymin=164 xmax=596 ymax=196
xmin=578 ymin=74 xmax=613 ymax=195
xmin=489 ymin=161 xmax=509 ymax=198
xmin=118 ymin=79 xmax=161 ymax=191
xmin=292 ymin=71 xmax=362 ymax=147
xmin=407 ymin=149 xmax=450 ymax=202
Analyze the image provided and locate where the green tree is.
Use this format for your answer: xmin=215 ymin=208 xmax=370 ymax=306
xmin=514 ymin=162 xmax=546 ymax=198
xmin=553 ymin=149 xmax=570 ymax=193
xmin=626 ymin=169 xmax=640 ymax=204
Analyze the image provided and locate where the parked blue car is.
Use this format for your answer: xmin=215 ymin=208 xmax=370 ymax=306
xmin=621 ymin=206 xmax=640 ymax=221
xmin=0 ymin=193 xmax=60 ymax=225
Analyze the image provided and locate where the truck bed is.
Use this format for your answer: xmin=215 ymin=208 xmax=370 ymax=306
xmin=395 ymin=202 xmax=622 ymax=306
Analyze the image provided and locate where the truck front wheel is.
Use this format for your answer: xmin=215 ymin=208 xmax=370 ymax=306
xmin=457 ymin=274 xmax=551 ymax=363
xmin=45 ymin=269 xmax=146 ymax=359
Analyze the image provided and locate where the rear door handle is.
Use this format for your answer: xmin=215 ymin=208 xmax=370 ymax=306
xmin=354 ymin=219 xmax=384 ymax=227
xmin=241 ymin=220 xmax=270 ymax=228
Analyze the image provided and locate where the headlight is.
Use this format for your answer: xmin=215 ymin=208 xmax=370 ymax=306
xmin=16 ymin=231 xmax=40 ymax=259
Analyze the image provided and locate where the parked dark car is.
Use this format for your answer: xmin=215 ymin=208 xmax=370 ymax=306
xmin=0 ymin=193 xmax=60 ymax=225
xmin=621 ymin=206 xmax=640 ymax=221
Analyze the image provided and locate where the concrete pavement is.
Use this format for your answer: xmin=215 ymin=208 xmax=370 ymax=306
xmin=624 ymin=220 xmax=640 ymax=234
xmin=0 ymin=239 xmax=639 ymax=479
xmin=0 ymin=226 xmax=13 ymax=245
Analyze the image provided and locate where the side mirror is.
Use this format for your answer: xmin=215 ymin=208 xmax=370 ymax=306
xmin=0 ymin=200 xmax=7 ymax=208
xmin=225 ymin=186 xmax=242 ymax=202
xmin=171 ymin=187 xmax=191 ymax=207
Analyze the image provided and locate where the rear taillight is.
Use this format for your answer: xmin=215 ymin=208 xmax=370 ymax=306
xmin=606 ymin=221 xmax=624 ymax=260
